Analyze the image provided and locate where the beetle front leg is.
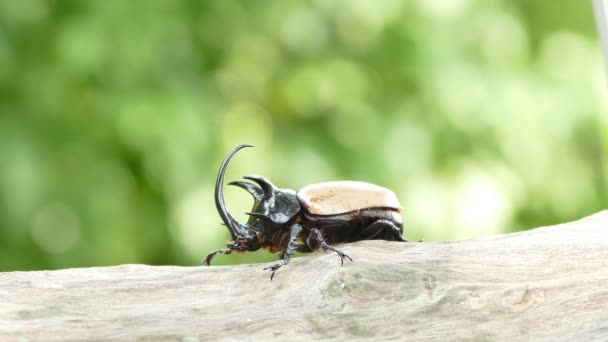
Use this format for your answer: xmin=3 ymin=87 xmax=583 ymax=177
xmin=310 ymin=228 xmax=353 ymax=266
xmin=201 ymin=248 xmax=233 ymax=266
xmin=263 ymin=224 xmax=302 ymax=280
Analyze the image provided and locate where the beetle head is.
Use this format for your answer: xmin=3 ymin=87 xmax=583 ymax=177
xmin=231 ymin=175 xmax=300 ymax=232
xmin=215 ymin=145 xmax=300 ymax=245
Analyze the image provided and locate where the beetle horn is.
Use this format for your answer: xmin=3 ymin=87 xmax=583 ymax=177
xmin=245 ymin=212 xmax=273 ymax=222
xmin=228 ymin=181 xmax=264 ymax=202
xmin=243 ymin=175 xmax=277 ymax=200
xmin=215 ymin=144 xmax=253 ymax=240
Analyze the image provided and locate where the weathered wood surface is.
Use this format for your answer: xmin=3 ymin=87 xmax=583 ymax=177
xmin=1 ymin=212 xmax=608 ymax=341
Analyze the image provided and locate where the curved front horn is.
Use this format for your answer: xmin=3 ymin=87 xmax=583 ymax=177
xmin=228 ymin=180 xmax=264 ymax=202
xmin=243 ymin=175 xmax=277 ymax=200
xmin=215 ymin=144 xmax=253 ymax=239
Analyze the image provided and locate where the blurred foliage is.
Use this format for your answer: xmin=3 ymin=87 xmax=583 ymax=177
xmin=0 ymin=0 xmax=606 ymax=271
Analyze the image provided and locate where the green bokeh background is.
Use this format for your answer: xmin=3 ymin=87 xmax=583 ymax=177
xmin=1 ymin=0 xmax=607 ymax=271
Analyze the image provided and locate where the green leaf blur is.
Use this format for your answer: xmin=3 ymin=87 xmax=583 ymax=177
xmin=0 ymin=0 xmax=606 ymax=270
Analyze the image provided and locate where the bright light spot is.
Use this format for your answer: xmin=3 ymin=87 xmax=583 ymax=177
xmin=540 ymin=32 xmax=595 ymax=83
xmin=281 ymin=7 xmax=328 ymax=55
xmin=453 ymin=171 xmax=510 ymax=237
xmin=414 ymin=0 xmax=472 ymax=21
xmin=402 ymin=177 xmax=450 ymax=241
xmin=404 ymin=164 xmax=518 ymax=240
xmin=479 ymin=12 xmax=529 ymax=67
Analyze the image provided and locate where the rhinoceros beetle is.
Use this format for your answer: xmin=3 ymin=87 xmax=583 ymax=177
xmin=203 ymin=144 xmax=408 ymax=279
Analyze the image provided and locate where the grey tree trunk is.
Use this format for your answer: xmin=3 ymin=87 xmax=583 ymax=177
xmin=1 ymin=212 xmax=607 ymax=341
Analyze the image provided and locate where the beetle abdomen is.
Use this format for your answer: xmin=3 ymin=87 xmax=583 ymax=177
xmin=297 ymin=181 xmax=401 ymax=215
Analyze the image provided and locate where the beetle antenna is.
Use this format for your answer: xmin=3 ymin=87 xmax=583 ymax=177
xmin=243 ymin=175 xmax=277 ymax=200
xmin=215 ymin=144 xmax=254 ymax=240
xmin=228 ymin=181 xmax=264 ymax=202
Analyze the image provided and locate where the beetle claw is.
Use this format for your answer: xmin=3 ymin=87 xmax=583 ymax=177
xmin=263 ymin=263 xmax=284 ymax=281
xmin=310 ymin=228 xmax=353 ymax=267
xmin=202 ymin=248 xmax=232 ymax=266
xmin=322 ymin=245 xmax=352 ymax=266
xmin=336 ymin=250 xmax=353 ymax=266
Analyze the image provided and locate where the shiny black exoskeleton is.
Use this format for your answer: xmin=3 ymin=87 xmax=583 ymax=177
xmin=203 ymin=144 xmax=407 ymax=279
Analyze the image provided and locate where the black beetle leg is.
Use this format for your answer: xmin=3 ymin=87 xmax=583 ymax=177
xmin=387 ymin=221 xmax=409 ymax=242
xmin=310 ymin=228 xmax=353 ymax=266
xmin=201 ymin=248 xmax=232 ymax=266
xmin=362 ymin=219 xmax=409 ymax=242
xmin=263 ymin=224 xmax=302 ymax=280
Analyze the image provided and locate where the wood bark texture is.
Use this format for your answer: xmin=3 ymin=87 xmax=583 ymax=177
xmin=1 ymin=211 xmax=608 ymax=341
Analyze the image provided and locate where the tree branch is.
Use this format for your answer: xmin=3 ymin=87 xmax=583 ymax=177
xmin=1 ymin=211 xmax=608 ymax=340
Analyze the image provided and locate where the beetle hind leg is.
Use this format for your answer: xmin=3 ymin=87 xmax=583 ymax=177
xmin=362 ymin=219 xmax=408 ymax=242
xmin=310 ymin=228 xmax=353 ymax=266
